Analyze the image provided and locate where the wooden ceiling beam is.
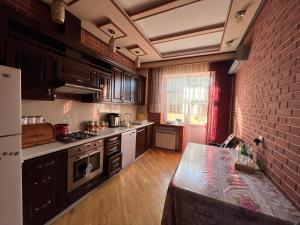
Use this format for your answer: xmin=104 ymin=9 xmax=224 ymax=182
xmin=140 ymin=51 xmax=236 ymax=68
xmin=150 ymin=24 xmax=224 ymax=44
xmin=131 ymin=0 xmax=200 ymax=21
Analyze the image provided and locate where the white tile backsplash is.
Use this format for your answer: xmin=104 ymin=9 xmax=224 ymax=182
xmin=22 ymin=99 xmax=138 ymax=131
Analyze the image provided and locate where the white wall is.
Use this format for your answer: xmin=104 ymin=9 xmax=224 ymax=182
xmin=22 ymin=99 xmax=138 ymax=131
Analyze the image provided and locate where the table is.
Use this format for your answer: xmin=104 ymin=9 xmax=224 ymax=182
xmin=161 ymin=144 xmax=300 ymax=225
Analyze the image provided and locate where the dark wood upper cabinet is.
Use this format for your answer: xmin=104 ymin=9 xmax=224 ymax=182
xmin=123 ymin=72 xmax=132 ymax=103
xmin=139 ymin=76 xmax=146 ymax=105
xmin=56 ymin=57 xmax=98 ymax=88
xmin=0 ymin=14 xmax=6 ymax=61
xmin=112 ymin=67 xmax=123 ymax=103
xmin=131 ymin=75 xmax=139 ymax=103
xmin=99 ymin=74 xmax=112 ymax=102
xmin=6 ymin=40 xmax=54 ymax=100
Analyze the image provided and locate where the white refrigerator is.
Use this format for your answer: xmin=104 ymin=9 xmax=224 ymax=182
xmin=0 ymin=65 xmax=23 ymax=225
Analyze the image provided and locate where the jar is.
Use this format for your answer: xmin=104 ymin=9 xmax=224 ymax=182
xmin=36 ymin=115 xmax=44 ymax=124
xmin=27 ymin=116 xmax=36 ymax=124
xmin=94 ymin=121 xmax=100 ymax=131
xmin=54 ymin=124 xmax=69 ymax=137
xmin=87 ymin=121 xmax=95 ymax=132
xmin=21 ymin=116 xmax=28 ymax=125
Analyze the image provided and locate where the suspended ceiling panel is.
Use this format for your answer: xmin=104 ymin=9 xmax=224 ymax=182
xmin=154 ymin=31 xmax=223 ymax=56
xmin=115 ymin=0 xmax=171 ymax=15
xmin=43 ymin=0 xmax=264 ymax=65
xmin=134 ymin=0 xmax=231 ymax=39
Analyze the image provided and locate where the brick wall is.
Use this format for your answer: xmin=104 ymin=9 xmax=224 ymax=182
xmin=0 ymin=0 xmax=136 ymax=71
xmin=232 ymin=0 xmax=300 ymax=207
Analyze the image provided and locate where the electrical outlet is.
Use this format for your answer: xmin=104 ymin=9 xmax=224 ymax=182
xmin=258 ymin=135 xmax=264 ymax=142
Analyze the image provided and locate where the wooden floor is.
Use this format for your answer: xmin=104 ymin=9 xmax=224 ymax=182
xmin=50 ymin=149 xmax=181 ymax=225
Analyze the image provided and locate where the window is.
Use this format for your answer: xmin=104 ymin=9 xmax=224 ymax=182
xmin=164 ymin=74 xmax=211 ymax=125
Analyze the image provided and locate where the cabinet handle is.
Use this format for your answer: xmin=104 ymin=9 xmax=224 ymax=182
xmin=108 ymin=137 xmax=118 ymax=142
xmin=48 ymin=88 xmax=51 ymax=96
xmin=112 ymin=158 xmax=119 ymax=164
xmin=77 ymin=79 xmax=83 ymax=83
xmin=38 ymin=160 xmax=55 ymax=169
xmin=137 ymin=129 xmax=145 ymax=133
xmin=34 ymin=200 xmax=51 ymax=212
xmin=34 ymin=176 xmax=51 ymax=185
xmin=108 ymin=146 xmax=118 ymax=154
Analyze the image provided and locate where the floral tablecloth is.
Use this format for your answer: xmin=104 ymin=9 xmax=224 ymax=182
xmin=161 ymin=143 xmax=300 ymax=225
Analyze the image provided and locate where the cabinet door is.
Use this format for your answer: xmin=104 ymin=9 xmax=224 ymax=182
xmin=108 ymin=152 xmax=122 ymax=177
xmin=139 ymin=76 xmax=146 ymax=105
xmin=99 ymin=75 xmax=111 ymax=102
xmin=0 ymin=14 xmax=6 ymax=61
xmin=23 ymin=183 xmax=65 ymax=225
xmin=57 ymin=57 xmax=97 ymax=88
xmin=112 ymin=67 xmax=123 ymax=102
xmin=135 ymin=127 xmax=146 ymax=158
xmin=22 ymin=151 xmax=67 ymax=225
xmin=7 ymin=41 xmax=54 ymax=100
xmin=131 ymin=76 xmax=139 ymax=103
xmin=146 ymin=125 xmax=153 ymax=150
xmin=123 ymin=72 xmax=132 ymax=103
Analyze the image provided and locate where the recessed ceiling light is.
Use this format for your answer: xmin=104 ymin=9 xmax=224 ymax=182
xmin=235 ymin=10 xmax=246 ymax=23
xmin=226 ymin=40 xmax=234 ymax=48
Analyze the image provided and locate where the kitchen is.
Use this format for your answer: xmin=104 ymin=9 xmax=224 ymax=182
xmin=0 ymin=0 xmax=300 ymax=225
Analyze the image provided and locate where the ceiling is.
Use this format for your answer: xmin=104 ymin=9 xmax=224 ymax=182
xmin=43 ymin=0 xmax=263 ymax=65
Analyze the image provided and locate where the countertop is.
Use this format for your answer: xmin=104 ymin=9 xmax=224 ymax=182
xmin=161 ymin=143 xmax=300 ymax=225
xmin=22 ymin=122 xmax=154 ymax=161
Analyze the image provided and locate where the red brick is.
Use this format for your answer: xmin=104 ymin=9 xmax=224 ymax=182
xmin=232 ymin=0 xmax=300 ymax=207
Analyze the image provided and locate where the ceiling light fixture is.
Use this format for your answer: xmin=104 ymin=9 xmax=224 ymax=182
xmin=226 ymin=40 xmax=234 ymax=48
xmin=51 ymin=0 xmax=65 ymax=24
xmin=135 ymin=56 xmax=141 ymax=68
xmin=108 ymin=29 xmax=116 ymax=53
xmin=235 ymin=10 xmax=246 ymax=23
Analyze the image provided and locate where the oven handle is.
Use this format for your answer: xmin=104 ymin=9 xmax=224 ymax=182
xmin=76 ymin=154 xmax=89 ymax=160
xmin=75 ymin=149 xmax=101 ymax=160
xmin=88 ymin=149 xmax=101 ymax=156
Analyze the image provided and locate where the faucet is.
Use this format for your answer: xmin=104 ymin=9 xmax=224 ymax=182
xmin=122 ymin=113 xmax=133 ymax=127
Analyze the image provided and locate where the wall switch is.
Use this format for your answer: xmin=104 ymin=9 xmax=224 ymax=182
xmin=258 ymin=135 xmax=264 ymax=142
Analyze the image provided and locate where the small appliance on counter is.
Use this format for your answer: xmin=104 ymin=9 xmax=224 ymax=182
xmin=107 ymin=113 xmax=121 ymax=127
xmin=54 ymin=123 xmax=69 ymax=138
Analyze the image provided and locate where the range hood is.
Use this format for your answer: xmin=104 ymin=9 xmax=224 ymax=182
xmin=55 ymin=83 xmax=100 ymax=95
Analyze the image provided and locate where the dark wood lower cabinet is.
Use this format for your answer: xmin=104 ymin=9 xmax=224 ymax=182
xmin=146 ymin=125 xmax=153 ymax=149
xmin=136 ymin=127 xmax=147 ymax=158
xmin=22 ymin=150 xmax=67 ymax=225
xmin=136 ymin=125 xmax=153 ymax=158
xmin=23 ymin=183 xmax=66 ymax=225
xmin=108 ymin=152 xmax=122 ymax=177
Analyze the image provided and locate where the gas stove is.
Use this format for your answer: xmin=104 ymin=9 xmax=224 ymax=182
xmin=57 ymin=131 xmax=96 ymax=143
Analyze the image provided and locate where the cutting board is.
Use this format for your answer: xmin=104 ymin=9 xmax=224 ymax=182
xmin=22 ymin=123 xmax=56 ymax=149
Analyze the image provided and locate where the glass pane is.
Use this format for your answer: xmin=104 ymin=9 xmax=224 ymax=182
xmin=89 ymin=152 xmax=100 ymax=173
xmin=73 ymin=157 xmax=88 ymax=182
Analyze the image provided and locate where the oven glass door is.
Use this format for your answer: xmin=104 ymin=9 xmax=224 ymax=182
xmin=89 ymin=151 xmax=100 ymax=173
xmin=73 ymin=156 xmax=89 ymax=183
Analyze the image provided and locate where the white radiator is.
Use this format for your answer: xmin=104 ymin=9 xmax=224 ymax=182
xmin=155 ymin=129 xmax=176 ymax=150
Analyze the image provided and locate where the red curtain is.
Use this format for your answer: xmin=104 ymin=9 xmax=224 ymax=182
xmin=206 ymin=61 xmax=233 ymax=145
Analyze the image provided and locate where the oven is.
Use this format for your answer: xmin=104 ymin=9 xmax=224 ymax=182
xmin=67 ymin=139 xmax=104 ymax=193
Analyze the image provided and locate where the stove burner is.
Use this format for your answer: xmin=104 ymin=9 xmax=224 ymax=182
xmin=57 ymin=131 xmax=96 ymax=143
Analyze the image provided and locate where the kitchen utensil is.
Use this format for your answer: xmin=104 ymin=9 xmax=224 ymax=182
xmin=54 ymin=123 xmax=69 ymax=137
